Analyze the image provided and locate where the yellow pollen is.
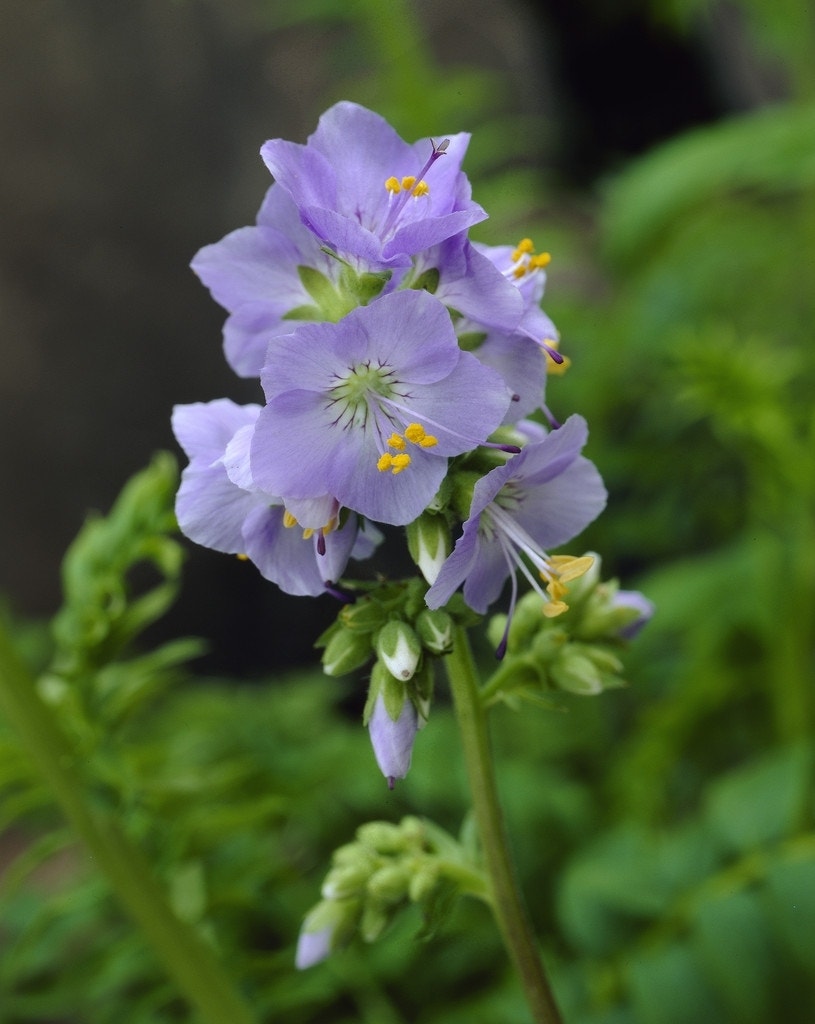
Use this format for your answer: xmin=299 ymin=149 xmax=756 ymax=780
xmin=512 ymin=238 xmax=535 ymax=260
xmin=302 ymin=527 xmax=315 ymax=540
xmin=391 ymin=453 xmax=411 ymax=474
xmin=236 ymin=553 xmax=249 ymax=561
xmin=403 ymin=422 xmax=437 ymax=447
xmin=385 ymin=176 xmax=401 ymax=194
xmin=377 ymin=452 xmax=394 ymax=472
xmin=387 ymin=432 xmax=407 ymax=450
xmin=531 ymin=252 xmax=552 ymax=269
xmin=540 ymin=555 xmax=595 ymax=617
xmin=401 ymin=175 xmax=416 ymax=191
xmin=283 ymin=510 xmax=298 ymax=528
xmin=411 ymin=180 xmax=430 ymax=197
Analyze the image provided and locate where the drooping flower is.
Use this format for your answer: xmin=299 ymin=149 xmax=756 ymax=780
xmin=172 ymin=399 xmax=376 ymax=596
xmin=426 ymin=415 xmax=607 ymax=633
xmin=250 ymin=289 xmax=512 ymax=526
xmin=260 ymin=101 xmax=486 ymax=269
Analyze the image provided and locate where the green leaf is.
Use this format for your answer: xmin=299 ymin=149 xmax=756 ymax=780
xmin=704 ymin=743 xmax=814 ymax=854
xmin=763 ymin=848 xmax=815 ymax=971
xmin=627 ymin=943 xmax=725 ymax=1024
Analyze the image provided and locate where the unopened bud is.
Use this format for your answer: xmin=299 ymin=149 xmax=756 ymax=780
xmin=406 ymin=512 xmax=451 ymax=584
xmin=321 ymin=627 xmax=372 ymax=676
xmin=367 ymin=863 xmax=411 ymax=904
xmin=549 ymin=649 xmax=604 ymax=695
xmin=376 ymin=620 xmax=422 ymax=681
xmin=415 ymin=608 xmax=454 ymax=654
xmin=368 ymin=692 xmax=418 ymax=785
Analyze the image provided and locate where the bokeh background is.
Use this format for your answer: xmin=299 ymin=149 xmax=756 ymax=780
xmin=1 ymin=1 xmax=814 ymax=1022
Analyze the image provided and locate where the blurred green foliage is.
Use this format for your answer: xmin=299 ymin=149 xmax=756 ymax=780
xmin=2 ymin=0 xmax=815 ymax=1021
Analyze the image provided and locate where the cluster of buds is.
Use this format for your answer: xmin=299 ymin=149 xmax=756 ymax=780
xmin=484 ymin=554 xmax=653 ymax=700
xmin=295 ymin=816 xmax=486 ymax=969
xmin=317 ymin=578 xmax=476 ymax=785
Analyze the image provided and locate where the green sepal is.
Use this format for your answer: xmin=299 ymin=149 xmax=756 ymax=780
xmin=410 ymin=267 xmax=440 ymax=293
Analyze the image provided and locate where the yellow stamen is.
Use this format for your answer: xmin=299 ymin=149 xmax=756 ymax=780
xmin=302 ymin=527 xmax=315 ymax=539
xmin=411 ymin=180 xmax=430 ymax=197
xmin=512 ymin=237 xmax=535 ymax=261
xmin=401 ymin=175 xmax=416 ymax=191
xmin=236 ymin=553 xmax=249 ymax=561
xmin=531 ymin=252 xmax=551 ymax=269
xmin=540 ymin=555 xmax=595 ymax=617
xmin=512 ymin=264 xmax=528 ymax=279
xmin=391 ymin=453 xmax=411 ymax=474
xmin=404 ymin=422 xmax=438 ymax=447
xmin=387 ymin=432 xmax=406 ymax=450
xmin=377 ymin=452 xmax=394 ymax=472
xmin=385 ymin=176 xmax=401 ymax=194
xmin=283 ymin=510 xmax=298 ymax=528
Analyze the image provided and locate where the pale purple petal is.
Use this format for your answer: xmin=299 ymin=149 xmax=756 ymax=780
xmin=172 ymin=400 xmax=260 ymax=466
xmin=368 ymin=694 xmax=417 ymax=782
xmin=295 ymin=926 xmax=333 ymax=970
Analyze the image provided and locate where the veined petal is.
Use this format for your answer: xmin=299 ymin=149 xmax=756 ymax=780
xmin=172 ymin=400 xmax=261 ymax=466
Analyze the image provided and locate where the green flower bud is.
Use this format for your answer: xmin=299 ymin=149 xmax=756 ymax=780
xmin=321 ymin=862 xmax=372 ymax=900
xmin=321 ymin=626 xmax=373 ymax=677
xmin=408 ymin=861 xmax=440 ymax=903
xmin=415 ymin=607 xmax=454 ymax=654
xmin=406 ymin=512 xmax=451 ymax=584
xmin=375 ymin=620 xmax=422 ymax=681
xmin=339 ymin=597 xmax=387 ymax=633
xmin=367 ymin=863 xmax=412 ymax=904
xmin=359 ymin=901 xmax=390 ymax=943
xmin=356 ymin=820 xmax=406 ymax=855
xmin=549 ymin=648 xmax=604 ymax=695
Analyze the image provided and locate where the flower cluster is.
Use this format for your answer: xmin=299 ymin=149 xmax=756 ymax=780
xmin=174 ymin=101 xmax=631 ymax=778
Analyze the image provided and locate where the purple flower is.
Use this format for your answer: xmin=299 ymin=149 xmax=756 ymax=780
xmin=426 ymin=415 xmax=607 ymax=619
xmin=250 ymin=289 xmax=512 ymax=526
xmin=260 ymin=101 xmax=486 ymax=269
xmin=172 ymin=399 xmax=375 ymax=596
xmin=368 ymin=693 xmax=418 ymax=787
xmin=191 ymin=185 xmax=356 ymax=377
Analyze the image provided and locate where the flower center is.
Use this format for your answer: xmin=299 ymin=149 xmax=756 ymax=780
xmin=507 ymin=237 xmax=551 ymax=280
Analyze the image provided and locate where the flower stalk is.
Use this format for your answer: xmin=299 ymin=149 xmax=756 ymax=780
xmin=444 ymin=625 xmax=563 ymax=1024
xmin=0 ymin=622 xmax=255 ymax=1024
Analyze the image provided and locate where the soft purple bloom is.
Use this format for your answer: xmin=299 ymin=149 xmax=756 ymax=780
xmin=250 ymin=290 xmax=511 ymax=526
xmin=260 ymin=101 xmax=486 ymax=269
xmin=472 ymin=239 xmax=559 ymax=351
xmin=426 ymin=415 xmax=607 ymax=614
xmin=191 ymin=185 xmax=353 ymax=377
xmin=172 ymin=399 xmax=373 ymax=596
xmin=368 ymin=694 xmax=418 ymax=786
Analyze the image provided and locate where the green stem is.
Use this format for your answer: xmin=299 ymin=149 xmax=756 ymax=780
xmin=444 ymin=627 xmax=563 ymax=1024
xmin=0 ymin=623 xmax=255 ymax=1024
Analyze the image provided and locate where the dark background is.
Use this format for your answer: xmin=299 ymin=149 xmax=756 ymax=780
xmin=0 ymin=0 xmax=784 ymax=673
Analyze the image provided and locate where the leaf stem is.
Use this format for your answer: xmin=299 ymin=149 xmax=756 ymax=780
xmin=444 ymin=626 xmax=563 ymax=1024
xmin=0 ymin=622 xmax=256 ymax=1024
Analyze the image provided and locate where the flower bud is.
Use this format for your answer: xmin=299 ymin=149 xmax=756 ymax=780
xmin=406 ymin=512 xmax=451 ymax=584
xmin=375 ymin=620 xmax=422 ymax=681
xmin=367 ymin=863 xmax=412 ymax=904
xmin=321 ymin=862 xmax=371 ymax=900
xmin=408 ymin=861 xmax=440 ymax=902
xmin=321 ymin=626 xmax=373 ymax=677
xmin=356 ymin=821 xmax=405 ymax=854
xmin=415 ymin=608 xmax=454 ymax=654
xmin=295 ymin=898 xmax=360 ymax=969
xmin=549 ymin=649 xmax=604 ymax=695
xmin=368 ymin=692 xmax=418 ymax=785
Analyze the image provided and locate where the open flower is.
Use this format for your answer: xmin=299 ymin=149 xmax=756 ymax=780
xmin=260 ymin=101 xmax=486 ymax=269
xmin=172 ymin=399 xmax=375 ymax=596
xmin=426 ymin=415 xmax=607 ymax=628
xmin=250 ymin=289 xmax=512 ymax=526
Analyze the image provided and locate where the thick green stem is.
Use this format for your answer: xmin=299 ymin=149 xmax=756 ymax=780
xmin=444 ymin=626 xmax=563 ymax=1024
xmin=0 ymin=623 xmax=255 ymax=1024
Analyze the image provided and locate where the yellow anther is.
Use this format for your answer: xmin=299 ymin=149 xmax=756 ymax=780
xmin=404 ymin=422 xmax=426 ymax=443
xmin=512 ymin=237 xmax=535 ymax=260
xmin=390 ymin=453 xmax=411 ymax=474
xmin=411 ymin=180 xmax=430 ymax=197
xmin=387 ymin=432 xmax=407 ymax=451
xmin=540 ymin=555 xmax=594 ymax=617
xmin=418 ymin=434 xmax=438 ymax=448
xmin=283 ymin=510 xmax=298 ymax=528
xmin=401 ymin=175 xmax=417 ymax=191
xmin=531 ymin=252 xmax=551 ymax=269
xmin=385 ymin=176 xmax=401 ymax=194
xmin=377 ymin=452 xmax=394 ymax=472
xmin=512 ymin=264 xmax=528 ymax=279
xmin=302 ymin=527 xmax=315 ymax=539
xmin=236 ymin=553 xmax=249 ymax=561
